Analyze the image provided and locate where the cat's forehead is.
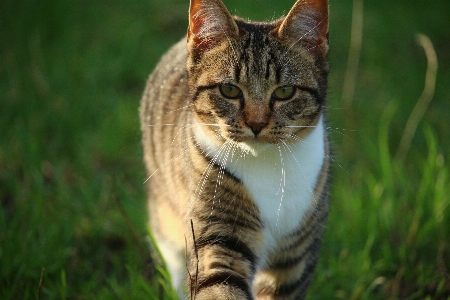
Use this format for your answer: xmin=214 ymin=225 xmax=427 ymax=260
xmin=234 ymin=18 xmax=283 ymax=52
xmin=190 ymin=19 xmax=320 ymax=92
xmin=232 ymin=23 xmax=314 ymax=87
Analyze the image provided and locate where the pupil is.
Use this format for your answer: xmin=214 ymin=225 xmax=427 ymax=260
xmin=220 ymin=84 xmax=240 ymax=98
xmin=275 ymin=86 xmax=293 ymax=99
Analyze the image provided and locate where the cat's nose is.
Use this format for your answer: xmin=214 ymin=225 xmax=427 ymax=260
xmin=246 ymin=121 xmax=268 ymax=136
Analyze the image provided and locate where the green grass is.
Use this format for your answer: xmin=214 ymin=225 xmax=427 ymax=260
xmin=1 ymin=0 xmax=449 ymax=299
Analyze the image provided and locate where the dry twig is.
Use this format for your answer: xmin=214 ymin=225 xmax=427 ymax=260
xmin=189 ymin=219 xmax=199 ymax=300
xmin=342 ymin=0 xmax=364 ymax=107
xmin=37 ymin=268 xmax=45 ymax=300
xmin=395 ymin=34 xmax=438 ymax=162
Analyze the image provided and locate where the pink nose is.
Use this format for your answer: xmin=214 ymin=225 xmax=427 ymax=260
xmin=246 ymin=121 xmax=268 ymax=136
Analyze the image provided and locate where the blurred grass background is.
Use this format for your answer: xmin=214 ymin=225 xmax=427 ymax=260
xmin=0 ymin=0 xmax=449 ymax=299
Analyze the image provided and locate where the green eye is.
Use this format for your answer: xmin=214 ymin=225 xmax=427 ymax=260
xmin=272 ymin=86 xmax=295 ymax=100
xmin=219 ymin=84 xmax=242 ymax=99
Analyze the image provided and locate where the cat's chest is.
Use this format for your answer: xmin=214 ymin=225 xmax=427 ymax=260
xmin=195 ymin=117 xmax=326 ymax=252
xmin=227 ymin=122 xmax=325 ymax=251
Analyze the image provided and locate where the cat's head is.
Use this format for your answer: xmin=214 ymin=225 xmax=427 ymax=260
xmin=187 ymin=0 xmax=329 ymax=152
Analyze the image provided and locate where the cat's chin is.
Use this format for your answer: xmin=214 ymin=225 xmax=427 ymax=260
xmin=237 ymin=139 xmax=275 ymax=157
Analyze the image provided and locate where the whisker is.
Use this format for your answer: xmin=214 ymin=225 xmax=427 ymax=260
xmin=279 ymin=139 xmax=318 ymax=207
xmin=193 ymin=140 xmax=233 ymax=202
xmin=226 ymin=144 xmax=249 ymax=228
xmin=275 ymin=144 xmax=286 ymax=228
xmin=326 ymin=126 xmax=357 ymax=143
xmin=170 ymin=135 xmax=190 ymax=149
xmin=210 ymin=141 xmax=234 ymax=215
xmin=143 ymin=146 xmax=191 ymax=184
xmin=168 ymin=123 xmax=226 ymax=148
xmin=282 ymin=133 xmax=349 ymax=175
xmin=145 ymin=123 xmax=229 ymax=127
xmin=167 ymin=103 xmax=194 ymax=113
xmin=326 ymin=106 xmax=352 ymax=110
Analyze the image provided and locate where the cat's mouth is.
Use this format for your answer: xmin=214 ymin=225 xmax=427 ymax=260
xmin=236 ymin=139 xmax=274 ymax=157
xmin=225 ymin=127 xmax=286 ymax=156
xmin=225 ymin=125 xmax=290 ymax=145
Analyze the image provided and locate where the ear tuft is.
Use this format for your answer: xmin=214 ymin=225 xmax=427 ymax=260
xmin=188 ymin=0 xmax=239 ymax=55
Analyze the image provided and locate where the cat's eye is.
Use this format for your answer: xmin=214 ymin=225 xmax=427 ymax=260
xmin=219 ymin=84 xmax=242 ymax=99
xmin=272 ymin=86 xmax=295 ymax=100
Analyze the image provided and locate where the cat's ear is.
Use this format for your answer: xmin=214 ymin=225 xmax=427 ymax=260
xmin=188 ymin=0 xmax=239 ymax=56
xmin=273 ymin=0 xmax=329 ymax=48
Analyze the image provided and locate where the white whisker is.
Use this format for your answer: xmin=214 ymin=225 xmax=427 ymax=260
xmin=143 ymin=146 xmax=191 ymax=184
xmin=145 ymin=123 xmax=229 ymax=127
xmin=282 ymin=132 xmax=349 ymax=175
xmin=279 ymin=140 xmax=317 ymax=207
xmin=168 ymin=103 xmax=194 ymax=113
xmin=326 ymin=126 xmax=358 ymax=143
xmin=275 ymin=144 xmax=286 ymax=228
xmin=194 ymin=140 xmax=233 ymax=202
xmin=210 ymin=141 xmax=234 ymax=215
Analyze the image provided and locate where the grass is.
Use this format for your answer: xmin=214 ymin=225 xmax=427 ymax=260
xmin=0 ymin=0 xmax=449 ymax=299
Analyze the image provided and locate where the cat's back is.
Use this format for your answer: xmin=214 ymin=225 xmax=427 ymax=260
xmin=140 ymin=39 xmax=190 ymax=174
xmin=140 ymin=39 xmax=188 ymax=125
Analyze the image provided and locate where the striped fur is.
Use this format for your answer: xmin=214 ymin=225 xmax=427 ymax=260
xmin=140 ymin=0 xmax=330 ymax=299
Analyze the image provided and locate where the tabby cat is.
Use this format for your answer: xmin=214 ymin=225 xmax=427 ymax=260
xmin=140 ymin=0 xmax=330 ymax=299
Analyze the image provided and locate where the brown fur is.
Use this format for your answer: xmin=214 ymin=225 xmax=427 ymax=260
xmin=140 ymin=0 xmax=330 ymax=299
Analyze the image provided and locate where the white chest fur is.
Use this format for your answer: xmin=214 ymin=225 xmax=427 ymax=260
xmin=195 ymin=117 xmax=325 ymax=253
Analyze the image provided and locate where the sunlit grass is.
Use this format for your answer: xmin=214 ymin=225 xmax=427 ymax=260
xmin=311 ymin=104 xmax=449 ymax=299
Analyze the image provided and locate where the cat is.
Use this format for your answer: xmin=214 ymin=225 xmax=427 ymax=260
xmin=139 ymin=0 xmax=330 ymax=299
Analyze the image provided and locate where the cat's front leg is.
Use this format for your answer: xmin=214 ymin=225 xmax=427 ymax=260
xmin=186 ymin=210 xmax=264 ymax=299
xmin=252 ymin=204 xmax=328 ymax=300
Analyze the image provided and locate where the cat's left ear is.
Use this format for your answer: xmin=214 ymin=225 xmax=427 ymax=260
xmin=273 ymin=0 xmax=329 ymax=48
xmin=188 ymin=0 xmax=239 ymax=56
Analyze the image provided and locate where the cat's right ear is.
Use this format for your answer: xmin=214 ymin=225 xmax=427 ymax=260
xmin=188 ymin=0 xmax=239 ymax=56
